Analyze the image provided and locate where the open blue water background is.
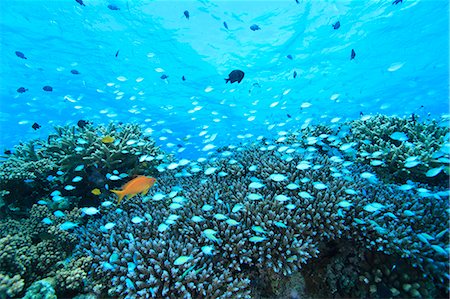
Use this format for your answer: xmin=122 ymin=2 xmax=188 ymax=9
xmin=1 ymin=0 xmax=448 ymax=158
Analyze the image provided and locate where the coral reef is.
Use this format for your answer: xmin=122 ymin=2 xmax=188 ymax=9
xmin=0 ymin=273 xmax=24 ymax=298
xmin=0 ymin=116 xmax=448 ymax=298
xmin=0 ymin=205 xmax=80 ymax=296
xmin=22 ymin=278 xmax=57 ymax=299
xmin=0 ymin=122 xmax=168 ymax=214
xmin=75 ymin=132 xmax=449 ymax=297
xmin=297 ymin=114 xmax=449 ymax=187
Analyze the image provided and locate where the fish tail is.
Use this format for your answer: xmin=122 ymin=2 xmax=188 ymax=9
xmin=111 ymin=190 xmax=125 ymax=204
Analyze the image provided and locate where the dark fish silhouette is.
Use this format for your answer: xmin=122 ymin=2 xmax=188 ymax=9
xmin=225 ymin=70 xmax=245 ymax=84
xmin=4 ymin=150 xmax=12 ymax=155
xmin=184 ymin=10 xmax=190 ymax=19
xmin=293 ymin=71 xmax=297 ymax=78
xmin=43 ymin=86 xmax=53 ymax=92
xmin=115 ymin=50 xmax=120 ymax=57
xmin=32 ymin=122 xmax=41 ymax=130
xmin=17 ymin=87 xmax=28 ymax=93
xmin=287 ymin=114 xmax=291 ymax=118
xmin=75 ymin=0 xmax=85 ymax=6
xmin=392 ymin=0 xmax=402 ymax=4
xmin=223 ymin=21 xmax=228 ymax=29
xmin=287 ymin=54 xmax=293 ymax=60
xmin=15 ymin=51 xmax=27 ymax=59
xmin=108 ymin=4 xmax=119 ymax=10
xmin=161 ymin=74 xmax=169 ymax=79
xmin=295 ymin=0 xmax=299 ymax=3
xmin=70 ymin=69 xmax=80 ymax=74
xmin=77 ymin=120 xmax=91 ymax=128
xmin=182 ymin=76 xmax=186 ymax=81
xmin=250 ymin=24 xmax=260 ymax=31
xmin=350 ymin=49 xmax=356 ymax=60
xmin=333 ymin=21 xmax=340 ymax=29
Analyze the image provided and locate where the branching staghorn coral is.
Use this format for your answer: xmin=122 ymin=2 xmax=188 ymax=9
xmin=75 ymin=136 xmax=448 ymax=298
xmin=297 ymin=114 xmax=449 ymax=187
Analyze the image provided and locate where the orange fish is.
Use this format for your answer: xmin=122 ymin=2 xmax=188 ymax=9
xmin=111 ymin=176 xmax=156 ymax=204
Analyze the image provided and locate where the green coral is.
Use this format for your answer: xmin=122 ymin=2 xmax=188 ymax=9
xmin=0 ymin=273 xmax=24 ymax=298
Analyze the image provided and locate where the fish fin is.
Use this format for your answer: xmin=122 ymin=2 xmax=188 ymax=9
xmin=141 ymin=187 xmax=151 ymax=196
xmin=224 ymin=78 xmax=229 ymax=83
xmin=111 ymin=190 xmax=125 ymax=204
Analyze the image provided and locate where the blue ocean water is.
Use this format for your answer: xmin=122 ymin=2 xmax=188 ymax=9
xmin=1 ymin=0 xmax=448 ymax=158
xmin=1 ymin=1 xmax=450 ymax=298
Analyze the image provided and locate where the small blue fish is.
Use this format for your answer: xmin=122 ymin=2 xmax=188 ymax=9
xmin=15 ymin=51 xmax=27 ymax=59
xmin=108 ymin=4 xmax=120 ymax=10
xmin=250 ymin=24 xmax=260 ymax=31
xmin=42 ymin=217 xmax=53 ymax=225
xmin=223 ymin=21 xmax=228 ymax=29
xmin=332 ymin=21 xmax=340 ymax=29
xmin=59 ymin=221 xmax=78 ymax=230
xmin=54 ymin=210 xmax=65 ymax=217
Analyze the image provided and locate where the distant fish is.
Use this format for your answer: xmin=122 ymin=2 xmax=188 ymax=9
xmin=295 ymin=0 xmax=299 ymax=3
xmin=77 ymin=119 xmax=91 ymax=128
xmin=392 ymin=0 xmax=402 ymax=4
xmin=184 ymin=10 xmax=190 ymax=19
xmin=4 ymin=149 xmax=12 ymax=155
xmin=70 ymin=69 xmax=80 ymax=74
xmin=333 ymin=21 xmax=340 ymax=29
xmin=91 ymin=188 xmax=101 ymax=195
xmin=223 ymin=21 xmax=228 ymax=29
xmin=60 ymin=221 xmax=78 ymax=230
xmin=115 ymin=50 xmax=120 ymax=58
xmin=75 ymin=0 xmax=85 ymax=6
xmin=161 ymin=74 xmax=169 ymax=79
xmin=250 ymin=24 xmax=260 ymax=31
xmin=43 ymin=85 xmax=53 ymax=92
xmin=293 ymin=71 xmax=297 ymax=78
xmin=225 ymin=70 xmax=244 ymax=84
xmin=32 ymin=122 xmax=41 ymax=130
xmin=17 ymin=87 xmax=28 ymax=93
xmin=108 ymin=4 xmax=120 ymax=10
xmin=287 ymin=114 xmax=291 ymax=118
xmin=286 ymin=54 xmax=293 ymax=60
xmin=350 ymin=49 xmax=356 ymax=60
xmin=111 ymin=175 xmax=156 ymax=204
xmin=15 ymin=51 xmax=27 ymax=59
xmin=182 ymin=75 xmax=186 ymax=81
